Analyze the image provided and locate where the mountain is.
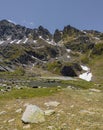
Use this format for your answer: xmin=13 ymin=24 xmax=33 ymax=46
xmin=0 ymin=19 xmax=103 ymax=81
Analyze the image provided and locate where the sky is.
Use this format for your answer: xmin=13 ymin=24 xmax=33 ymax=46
xmin=0 ymin=0 xmax=103 ymax=33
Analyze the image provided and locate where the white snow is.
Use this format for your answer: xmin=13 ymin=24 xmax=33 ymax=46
xmin=94 ymin=37 xmax=100 ymax=40
xmin=81 ymin=30 xmax=87 ymax=34
xmin=7 ymin=37 xmax=11 ymax=41
xmin=66 ymin=49 xmax=71 ymax=53
xmin=81 ymin=65 xmax=89 ymax=71
xmin=10 ymin=40 xmax=17 ymax=44
xmin=0 ymin=41 xmax=4 ymax=44
xmin=33 ymin=40 xmax=37 ymax=43
xmin=83 ymin=31 xmax=87 ymax=34
xmin=67 ymin=55 xmax=71 ymax=59
xmin=39 ymin=35 xmax=57 ymax=46
xmin=23 ymin=38 xmax=28 ymax=43
xmin=79 ymin=65 xmax=92 ymax=81
xmin=79 ymin=72 xmax=92 ymax=82
xmin=47 ymin=40 xmax=57 ymax=46
xmin=46 ymin=38 xmax=49 ymax=41
xmin=39 ymin=36 xmax=42 ymax=39
xmin=7 ymin=19 xmax=16 ymax=24
xmin=16 ymin=40 xmax=22 ymax=44
xmin=38 ymin=35 xmax=57 ymax=46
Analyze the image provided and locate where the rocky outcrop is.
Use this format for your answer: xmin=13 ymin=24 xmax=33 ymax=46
xmin=53 ymin=29 xmax=62 ymax=43
xmin=61 ymin=63 xmax=82 ymax=77
xmin=0 ymin=20 xmax=52 ymax=41
xmin=63 ymin=25 xmax=82 ymax=37
xmin=61 ymin=66 xmax=77 ymax=77
xmin=0 ymin=19 xmax=102 ymax=77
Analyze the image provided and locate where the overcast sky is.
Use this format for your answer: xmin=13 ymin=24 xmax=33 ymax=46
xmin=0 ymin=0 xmax=103 ymax=33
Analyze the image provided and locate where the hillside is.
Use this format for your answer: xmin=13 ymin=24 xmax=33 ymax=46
xmin=0 ymin=19 xmax=103 ymax=83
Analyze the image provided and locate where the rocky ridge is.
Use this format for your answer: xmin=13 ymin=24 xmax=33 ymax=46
xmin=0 ymin=19 xmax=103 ymax=78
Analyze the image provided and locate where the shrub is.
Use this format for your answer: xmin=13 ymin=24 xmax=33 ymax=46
xmin=92 ymin=42 xmax=103 ymax=55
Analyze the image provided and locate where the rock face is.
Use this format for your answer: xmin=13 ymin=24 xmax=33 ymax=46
xmin=0 ymin=19 xmax=102 ymax=78
xmin=61 ymin=66 xmax=77 ymax=77
xmin=53 ymin=29 xmax=62 ymax=43
xmin=21 ymin=105 xmax=45 ymax=123
xmin=0 ymin=20 xmax=52 ymax=41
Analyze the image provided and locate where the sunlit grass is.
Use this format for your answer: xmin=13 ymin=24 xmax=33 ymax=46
xmin=0 ymin=87 xmax=60 ymax=100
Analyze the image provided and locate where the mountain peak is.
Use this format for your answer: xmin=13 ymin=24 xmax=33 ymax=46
xmin=0 ymin=19 xmax=15 ymax=26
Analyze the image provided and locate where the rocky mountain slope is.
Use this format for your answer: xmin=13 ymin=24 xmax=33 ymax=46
xmin=0 ymin=19 xmax=103 ymax=80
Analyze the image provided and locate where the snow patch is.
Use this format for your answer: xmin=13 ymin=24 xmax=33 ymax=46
xmin=67 ymin=55 xmax=71 ymax=59
xmin=66 ymin=49 xmax=71 ymax=53
xmin=39 ymin=36 xmax=57 ymax=46
xmin=83 ymin=31 xmax=87 ymax=34
xmin=79 ymin=72 xmax=92 ymax=82
xmin=94 ymin=37 xmax=100 ymax=40
xmin=10 ymin=40 xmax=17 ymax=44
xmin=33 ymin=40 xmax=37 ymax=43
xmin=47 ymin=40 xmax=57 ymax=46
xmin=81 ymin=30 xmax=87 ymax=34
xmin=39 ymin=36 xmax=42 ymax=39
xmin=7 ymin=19 xmax=16 ymax=24
xmin=0 ymin=41 xmax=4 ymax=44
xmin=23 ymin=38 xmax=28 ymax=43
xmin=7 ymin=37 xmax=11 ymax=41
xmin=46 ymin=38 xmax=49 ymax=41
xmin=16 ymin=40 xmax=22 ymax=44
xmin=79 ymin=65 xmax=92 ymax=81
xmin=81 ymin=65 xmax=89 ymax=71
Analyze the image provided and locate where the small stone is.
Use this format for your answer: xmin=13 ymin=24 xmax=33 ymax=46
xmin=89 ymin=89 xmax=101 ymax=93
xmin=47 ymin=126 xmax=54 ymax=130
xmin=70 ymin=105 xmax=74 ymax=108
xmin=23 ymin=124 xmax=30 ymax=129
xmin=16 ymin=108 xmax=22 ymax=113
xmin=44 ymin=110 xmax=55 ymax=116
xmin=44 ymin=101 xmax=60 ymax=107
xmin=0 ymin=111 xmax=6 ymax=115
xmin=62 ymin=123 xmax=67 ymax=126
xmin=57 ymin=86 xmax=61 ymax=88
xmin=8 ymin=118 xmax=15 ymax=123
xmin=0 ymin=127 xmax=3 ymax=130
xmin=3 ymin=120 xmax=7 ymax=123
xmin=58 ymin=109 xmax=64 ymax=113
xmin=80 ymin=110 xmax=95 ymax=115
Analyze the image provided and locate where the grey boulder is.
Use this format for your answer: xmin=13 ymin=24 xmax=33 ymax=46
xmin=21 ymin=104 xmax=45 ymax=123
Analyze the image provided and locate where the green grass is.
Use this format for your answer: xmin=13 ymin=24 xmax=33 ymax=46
xmin=1 ymin=87 xmax=103 ymax=130
xmin=0 ymin=87 xmax=60 ymax=100
xmin=61 ymin=79 xmax=95 ymax=89
xmin=89 ymin=54 xmax=103 ymax=84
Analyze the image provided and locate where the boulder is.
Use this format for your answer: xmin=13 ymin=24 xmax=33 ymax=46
xmin=44 ymin=101 xmax=60 ymax=107
xmin=21 ymin=105 xmax=45 ymax=123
